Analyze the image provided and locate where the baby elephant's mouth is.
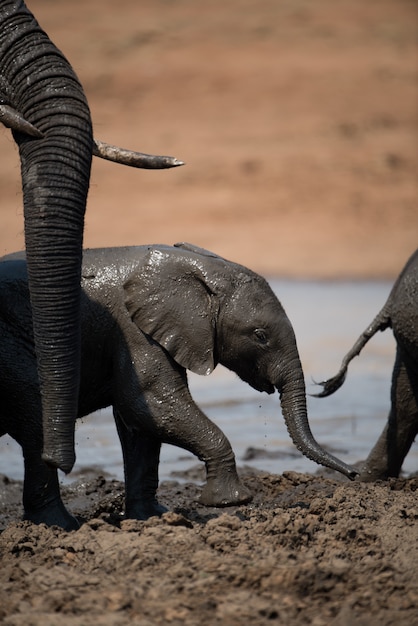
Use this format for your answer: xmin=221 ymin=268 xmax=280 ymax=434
xmin=249 ymin=379 xmax=275 ymax=395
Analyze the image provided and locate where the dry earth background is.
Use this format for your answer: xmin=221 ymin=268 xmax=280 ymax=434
xmin=0 ymin=0 xmax=417 ymax=276
xmin=0 ymin=1 xmax=418 ymax=625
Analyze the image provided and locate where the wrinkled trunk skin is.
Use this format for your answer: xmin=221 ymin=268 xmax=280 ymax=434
xmin=0 ymin=1 xmax=93 ymax=472
xmin=278 ymin=356 xmax=358 ymax=480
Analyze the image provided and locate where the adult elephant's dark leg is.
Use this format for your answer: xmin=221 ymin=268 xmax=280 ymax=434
xmin=360 ymin=350 xmax=418 ymax=481
xmin=0 ymin=1 xmax=92 ymax=472
xmin=22 ymin=446 xmax=79 ymax=530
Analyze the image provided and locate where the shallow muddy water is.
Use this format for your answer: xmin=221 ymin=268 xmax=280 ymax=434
xmin=1 ymin=279 xmax=417 ymax=484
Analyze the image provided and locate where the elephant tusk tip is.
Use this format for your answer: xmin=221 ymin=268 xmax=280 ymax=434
xmin=162 ymin=157 xmax=186 ymax=169
xmin=92 ymin=140 xmax=185 ymax=169
xmin=159 ymin=156 xmax=185 ymax=168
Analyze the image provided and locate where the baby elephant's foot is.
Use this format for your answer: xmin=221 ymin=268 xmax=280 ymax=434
xmin=125 ymin=498 xmax=168 ymax=521
xmin=24 ymin=502 xmax=80 ymax=531
xmin=199 ymin=473 xmax=252 ymax=507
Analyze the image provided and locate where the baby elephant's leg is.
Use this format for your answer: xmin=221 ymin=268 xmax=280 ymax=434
xmin=22 ymin=447 xmax=79 ymax=530
xmin=147 ymin=393 xmax=253 ymax=507
xmin=114 ymin=410 xmax=168 ymax=520
xmin=115 ymin=349 xmax=252 ymax=509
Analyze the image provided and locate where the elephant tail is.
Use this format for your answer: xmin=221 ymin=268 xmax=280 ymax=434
xmin=312 ymin=305 xmax=392 ymax=398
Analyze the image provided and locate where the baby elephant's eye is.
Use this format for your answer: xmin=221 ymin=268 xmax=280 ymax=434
xmin=254 ymin=328 xmax=268 ymax=344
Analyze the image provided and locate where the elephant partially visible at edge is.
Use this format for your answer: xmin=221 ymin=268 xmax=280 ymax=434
xmin=0 ymin=243 xmax=357 ymax=530
xmin=315 ymin=248 xmax=418 ymax=481
xmin=0 ymin=1 xmax=181 ymax=474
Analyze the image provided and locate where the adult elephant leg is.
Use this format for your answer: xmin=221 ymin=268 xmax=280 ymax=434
xmin=360 ymin=350 xmax=418 ymax=481
xmin=22 ymin=447 xmax=79 ymax=530
xmin=0 ymin=1 xmax=93 ymax=473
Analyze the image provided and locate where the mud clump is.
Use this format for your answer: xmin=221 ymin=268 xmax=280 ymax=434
xmin=0 ymin=469 xmax=417 ymax=625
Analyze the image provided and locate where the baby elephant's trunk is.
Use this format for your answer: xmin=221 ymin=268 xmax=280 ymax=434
xmin=278 ymin=361 xmax=358 ymax=480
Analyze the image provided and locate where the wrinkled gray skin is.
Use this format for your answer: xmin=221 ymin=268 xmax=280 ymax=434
xmin=0 ymin=243 xmax=357 ymax=530
xmin=0 ymin=0 xmax=93 ymax=474
xmin=315 ymin=249 xmax=418 ymax=481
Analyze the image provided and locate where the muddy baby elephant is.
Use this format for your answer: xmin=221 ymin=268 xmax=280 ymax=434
xmin=0 ymin=243 xmax=357 ymax=529
xmin=315 ymin=249 xmax=418 ymax=481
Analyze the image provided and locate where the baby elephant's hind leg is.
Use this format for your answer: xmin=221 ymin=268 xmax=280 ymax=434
xmin=114 ymin=410 xmax=168 ymax=520
xmin=360 ymin=349 xmax=418 ymax=481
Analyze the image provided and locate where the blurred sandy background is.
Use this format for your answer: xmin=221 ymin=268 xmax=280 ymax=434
xmin=1 ymin=0 xmax=417 ymax=278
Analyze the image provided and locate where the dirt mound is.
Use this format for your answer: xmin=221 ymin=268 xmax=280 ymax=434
xmin=1 ymin=469 xmax=418 ymax=625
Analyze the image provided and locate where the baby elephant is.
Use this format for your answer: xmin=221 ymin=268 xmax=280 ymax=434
xmin=0 ymin=243 xmax=356 ymax=529
xmin=315 ymin=248 xmax=418 ymax=481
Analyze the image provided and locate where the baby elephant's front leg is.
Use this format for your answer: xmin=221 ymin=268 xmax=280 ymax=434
xmin=153 ymin=396 xmax=253 ymax=507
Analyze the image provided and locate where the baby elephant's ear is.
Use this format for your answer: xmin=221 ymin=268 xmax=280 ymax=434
xmin=124 ymin=248 xmax=219 ymax=375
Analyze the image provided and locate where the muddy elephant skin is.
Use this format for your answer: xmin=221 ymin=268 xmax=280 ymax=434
xmin=315 ymin=248 xmax=418 ymax=481
xmin=0 ymin=243 xmax=357 ymax=529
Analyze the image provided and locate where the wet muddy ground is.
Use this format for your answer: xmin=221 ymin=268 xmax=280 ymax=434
xmin=1 ymin=467 xmax=418 ymax=625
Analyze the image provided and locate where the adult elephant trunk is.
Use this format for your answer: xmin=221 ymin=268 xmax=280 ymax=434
xmin=0 ymin=1 xmax=93 ymax=472
xmin=277 ymin=355 xmax=358 ymax=480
